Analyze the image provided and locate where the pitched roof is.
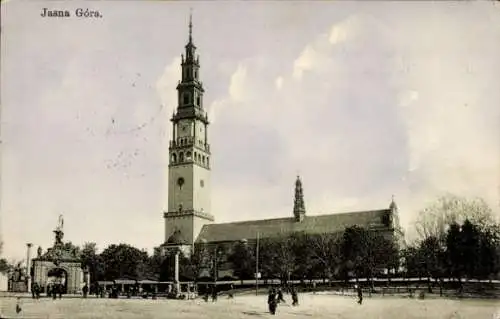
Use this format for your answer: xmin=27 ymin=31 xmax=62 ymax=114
xmin=196 ymin=209 xmax=391 ymax=243
xmin=166 ymin=229 xmax=188 ymax=245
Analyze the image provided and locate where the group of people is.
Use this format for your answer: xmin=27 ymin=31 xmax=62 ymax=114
xmin=267 ymin=286 xmax=299 ymax=315
xmin=30 ymin=282 xmax=64 ymax=300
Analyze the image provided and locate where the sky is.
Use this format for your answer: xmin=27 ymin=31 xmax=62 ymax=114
xmin=1 ymin=1 xmax=499 ymax=261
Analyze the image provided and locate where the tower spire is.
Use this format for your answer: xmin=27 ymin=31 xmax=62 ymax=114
xmin=293 ymin=175 xmax=306 ymax=222
xmin=188 ymin=8 xmax=193 ymax=44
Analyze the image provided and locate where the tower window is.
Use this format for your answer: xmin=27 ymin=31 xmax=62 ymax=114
xmin=186 ymin=151 xmax=192 ymax=160
xmin=171 ymin=153 xmax=177 ymax=163
xmin=202 ymin=156 xmax=205 ymax=165
xmin=196 ymin=96 xmax=201 ymax=106
xmin=179 ymin=152 xmax=184 ymax=162
xmin=207 ymin=156 xmax=210 ymax=167
xmin=177 ymin=177 xmax=185 ymax=190
xmin=200 ymin=180 xmax=204 ymax=187
xmin=195 ymin=70 xmax=198 ymax=79
xmin=183 ymin=93 xmax=190 ymax=105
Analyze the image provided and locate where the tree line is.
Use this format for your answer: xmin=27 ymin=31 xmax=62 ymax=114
xmin=1 ymin=195 xmax=499 ymax=286
xmin=403 ymin=195 xmax=500 ymax=281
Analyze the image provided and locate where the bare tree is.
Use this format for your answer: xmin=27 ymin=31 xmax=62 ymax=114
xmin=260 ymin=234 xmax=296 ymax=283
xmin=414 ymin=194 xmax=497 ymax=242
xmin=310 ymin=232 xmax=342 ymax=280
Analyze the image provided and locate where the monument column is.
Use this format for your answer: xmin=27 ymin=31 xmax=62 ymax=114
xmin=26 ymin=243 xmax=33 ymax=293
xmin=174 ymin=250 xmax=180 ymax=294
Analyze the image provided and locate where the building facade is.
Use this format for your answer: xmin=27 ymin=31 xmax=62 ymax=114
xmin=163 ymin=17 xmax=405 ymax=275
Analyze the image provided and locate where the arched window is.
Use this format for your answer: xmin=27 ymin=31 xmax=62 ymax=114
xmin=195 ymin=69 xmax=198 ymax=79
xmin=171 ymin=153 xmax=177 ymax=163
xmin=186 ymin=151 xmax=192 ymax=160
xmin=183 ymin=92 xmax=190 ymax=105
xmin=179 ymin=152 xmax=184 ymax=162
xmin=206 ymin=156 xmax=210 ymax=167
xmin=202 ymin=156 xmax=205 ymax=165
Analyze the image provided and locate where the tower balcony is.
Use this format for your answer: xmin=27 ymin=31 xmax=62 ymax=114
xmin=169 ymin=138 xmax=211 ymax=153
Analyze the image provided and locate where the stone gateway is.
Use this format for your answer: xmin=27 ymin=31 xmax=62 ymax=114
xmin=31 ymin=216 xmax=86 ymax=295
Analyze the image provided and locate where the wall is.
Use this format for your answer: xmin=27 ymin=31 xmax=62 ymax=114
xmin=164 ymin=213 xmax=194 ymax=244
xmin=0 ymin=273 xmax=8 ymax=291
xmin=168 ymin=164 xmax=194 ymax=212
xmin=192 ymin=164 xmax=211 ymax=214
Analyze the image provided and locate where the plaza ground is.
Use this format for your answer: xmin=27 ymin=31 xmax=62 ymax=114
xmin=1 ymin=293 xmax=499 ymax=319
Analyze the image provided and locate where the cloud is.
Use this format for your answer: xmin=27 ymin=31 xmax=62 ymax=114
xmin=328 ymin=24 xmax=348 ymax=44
xmin=292 ymin=45 xmax=324 ymax=81
xmin=208 ymin=9 xmax=500 ymax=232
xmin=156 ymin=57 xmax=182 ymax=116
xmin=228 ymin=64 xmax=247 ymax=102
xmin=275 ymin=76 xmax=283 ymax=90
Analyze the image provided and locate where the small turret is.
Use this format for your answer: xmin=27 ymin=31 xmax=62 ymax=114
xmin=389 ymin=195 xmax=398 ymax=211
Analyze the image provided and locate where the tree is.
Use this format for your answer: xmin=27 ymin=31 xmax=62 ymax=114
xmin=81 ymin=242 xmax=105 ymax=283
xmin=340 ymin=226 xmax=399 ymax=286
xmin=290 ymin=232 xmax=316 ymax=281
xmin=148 ymin=246 xmax=167 ymax=280
xmin=414 ymin=194 xmax=497 ymax=241
xmin=184 ymin=245 xmax=209 ymax=281
xmin=259 ymin=234 xmax=295 ymax=283
xmin=477 ymin=223 xmax=500 ymax=278
xmin=228 ymin=240 xmax=255 ymax=281
xmin=419 ymin=236 xmax=445 ymax=279
xmin=444 ymin=219 xmax=500 ymax=280
xmin=310 ymin=232 xmax=342 ymax=280
xmin=445 ymin=222 xmax=462 ymax=280
xmin=340 ymin=226 xmax=370 ymax=280
xmin=100 ymin=244 xmax=149 ymax=280
xmin=62 ymin=241 xmax=81 ymax=256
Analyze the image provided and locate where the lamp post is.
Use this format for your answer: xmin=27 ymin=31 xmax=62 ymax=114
xmin=255 ymin=232 xmax=259 ymax=296
xmin=213 ymin=246 xmax=222 ymax=286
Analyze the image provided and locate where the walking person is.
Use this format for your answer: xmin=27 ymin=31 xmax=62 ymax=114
xmin=52 ymin=284 xmax=57 ymax=300
xmin=291 ymin=286 xmax=299 ymax=306
xmin=203 ymin=285 xmax=209 ymax=302
xmin=267 ymin=288 xmax=277 ymax=315
xmin=277 ymin=287 xmax=285 ymax=304
xmin=15 ymin=297 xmax=22 ymax=315
xmin=356 ymin=284 xmax=363 ymax=305
xmin=82 ymin=283 xmax=89 ymax=298
xmin=228 ymin=283 xmax=234 ymax=299
xmin=211 ymin=285 xmax=218 ymax=302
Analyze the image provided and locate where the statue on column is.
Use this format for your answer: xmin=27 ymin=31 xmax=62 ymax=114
xmin=37 ymin=246 xmax=42 ymax=258
xmin=57 ymin=214 xmax=64 ymax=231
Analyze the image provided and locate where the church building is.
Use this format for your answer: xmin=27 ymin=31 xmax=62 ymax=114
xmin=162 ymin=16 xmax=404 ymax=274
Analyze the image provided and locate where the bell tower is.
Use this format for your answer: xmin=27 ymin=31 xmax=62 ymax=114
xmin=164 ymin=13 xmax=214 ymax=247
